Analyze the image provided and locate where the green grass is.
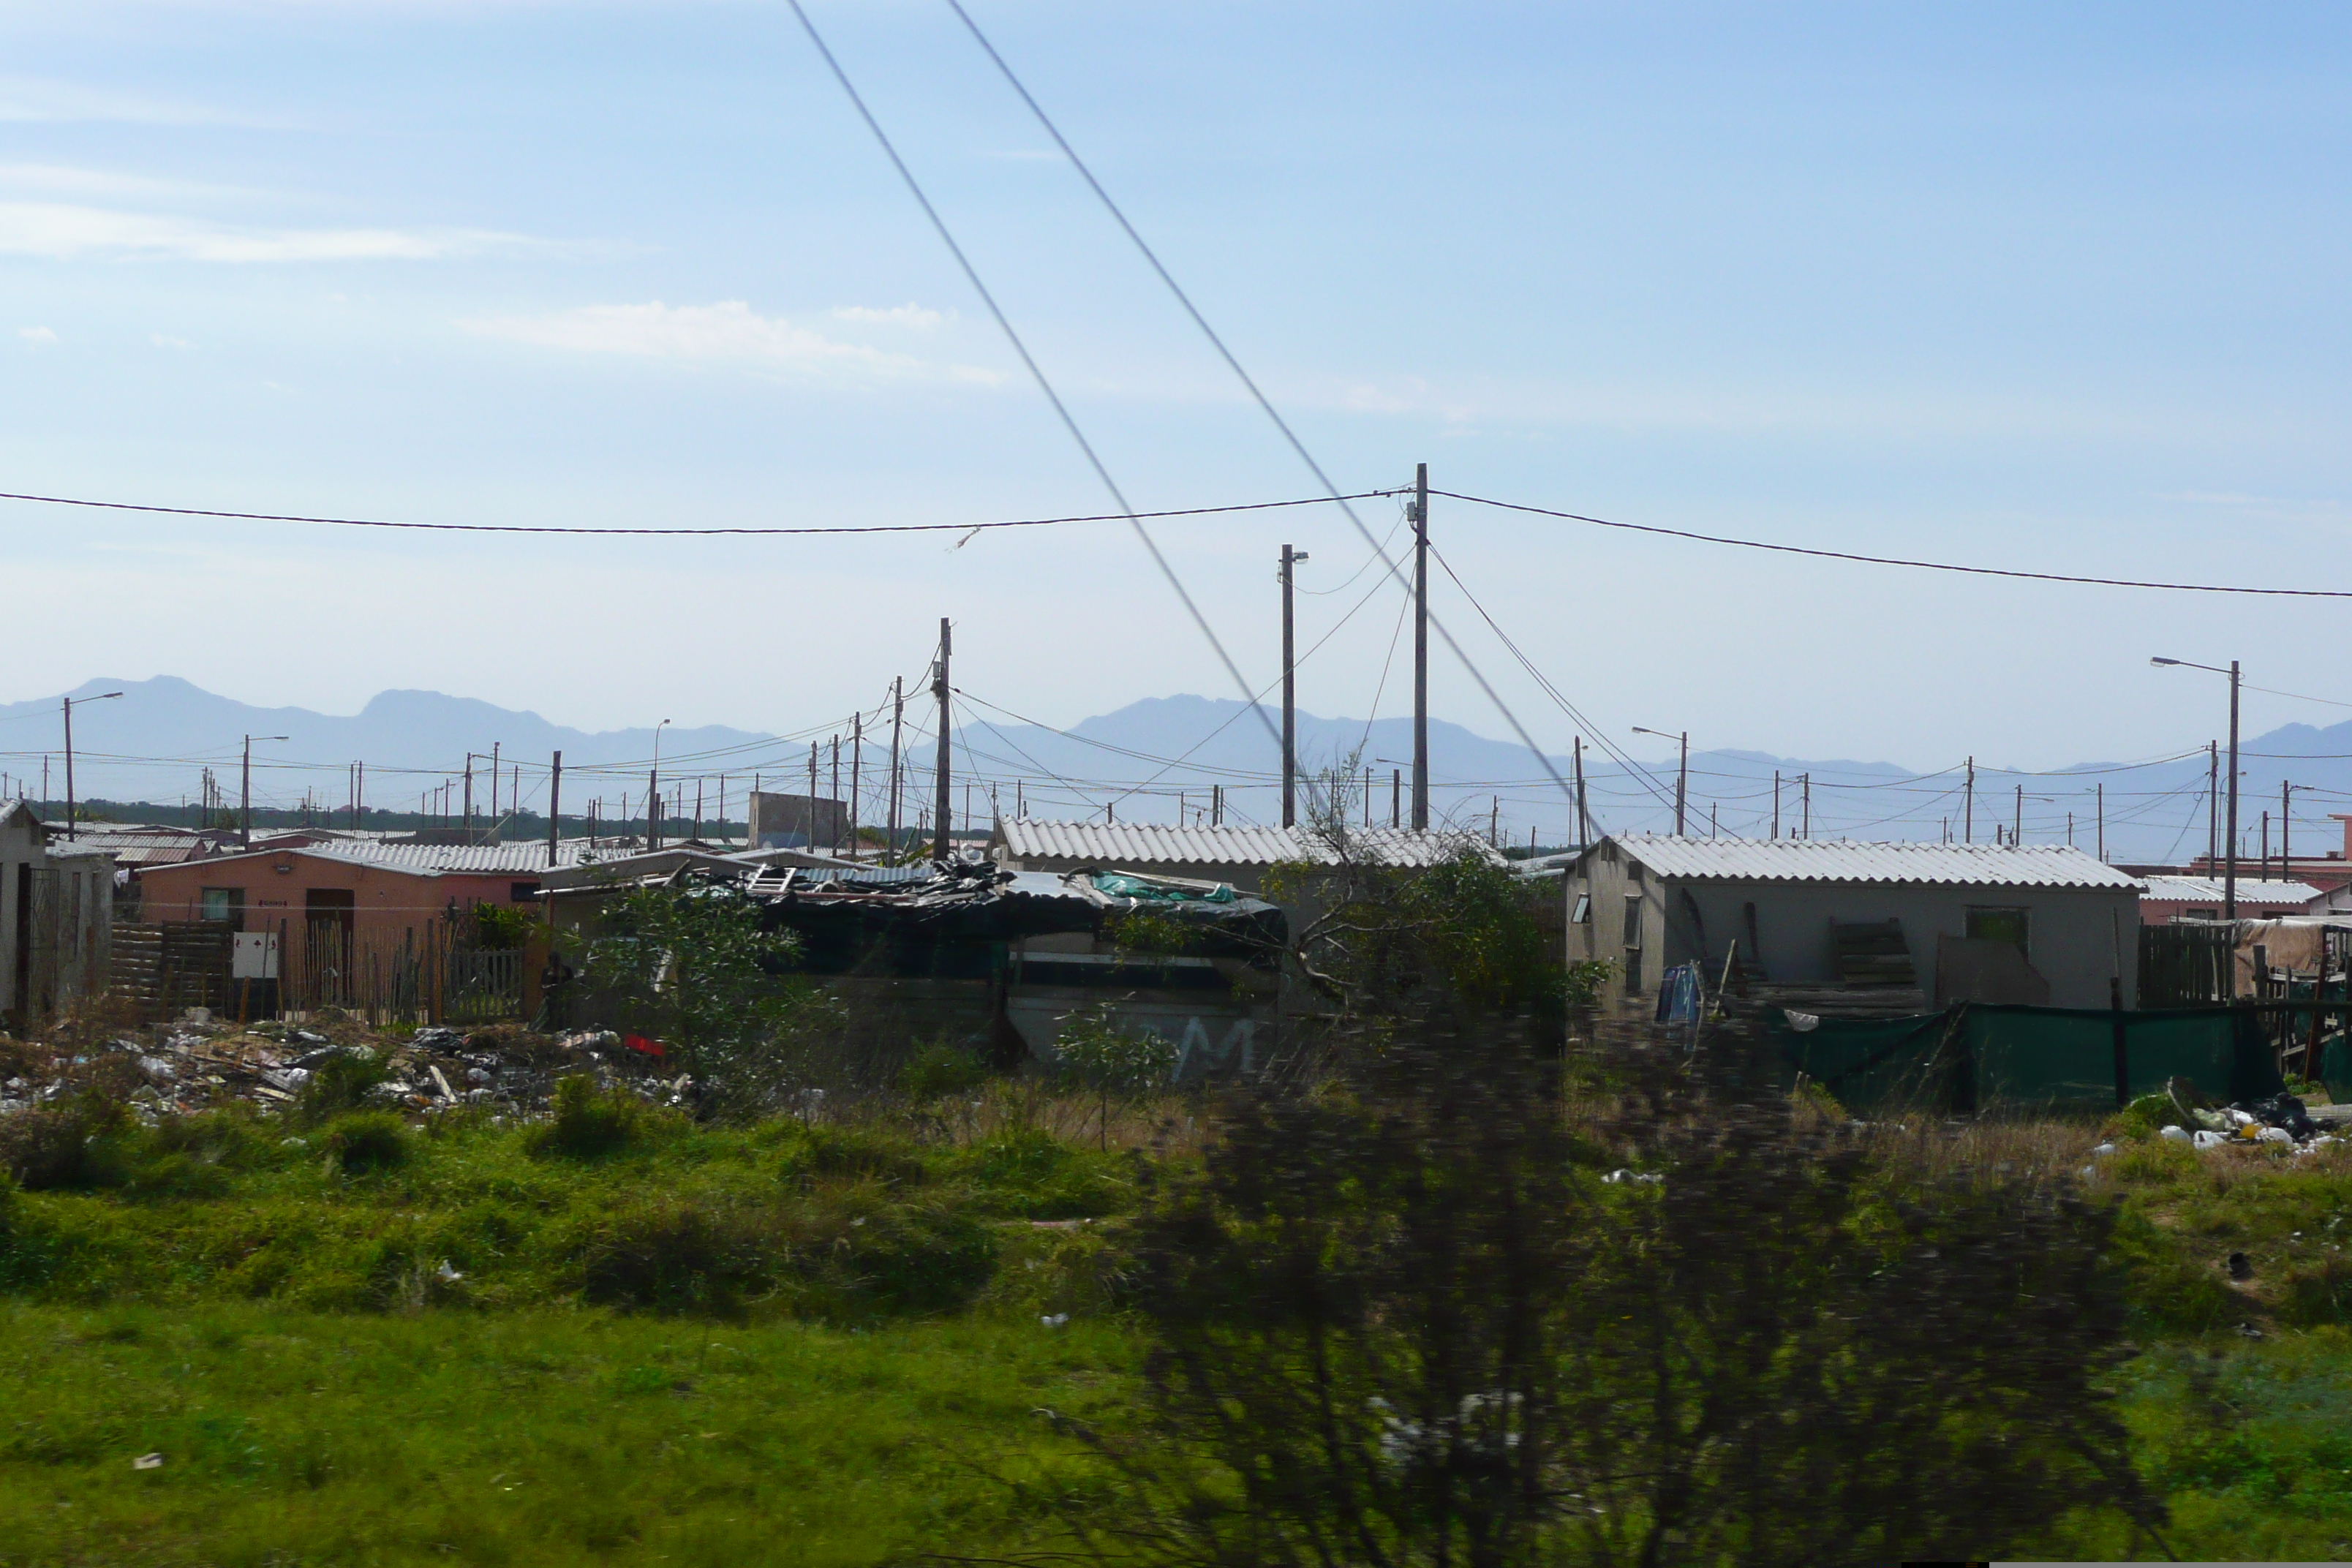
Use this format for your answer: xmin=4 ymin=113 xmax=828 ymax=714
xmin=0 ymin=1302 xmax=1132 ymax=1567
xmin=18 ymin=1091 xmax=2352 ymax=1561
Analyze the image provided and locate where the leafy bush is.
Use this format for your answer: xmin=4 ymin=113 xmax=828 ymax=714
xmin=897 ymin=1038 xmax=990 ymax=1100
xmin=320 ymin=1112 xmax=410 ymax=1175
xmin=578 ymin=1200 xmax=769 ymax=1317
xmin=470 ymin=902 xmax=537 ymax=951
xmin=0 ymin=1088 xmax=135 ymax=1191
xmin=1085 ymin=1028 xmax=2162 ymax=1564
xmin=1054 ymin=1010 xmax=1179 ymax=1095
xmin=295 ymin=1051 xmax=389 ymax=1126
xmin=530 ymin=1075 xmax=647 ymax=1159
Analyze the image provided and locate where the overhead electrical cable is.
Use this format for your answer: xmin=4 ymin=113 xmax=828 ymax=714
xmin=0 ymin=488 xmax=1382 ymax=537
xmin=1436 ymin=491 xmax=2352 ymax=600
xmin=783 ymin=0 xmax=1308 ymax=815
xmin=941 ymin=0 xmax=1582 ymax=819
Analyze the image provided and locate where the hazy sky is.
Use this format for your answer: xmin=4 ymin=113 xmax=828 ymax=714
xmin=4 ymin=1 xmax=2348 ymax=780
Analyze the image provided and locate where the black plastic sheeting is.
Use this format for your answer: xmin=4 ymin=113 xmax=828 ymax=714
xmin=736 ymin=861 xmax=1287 ymax=981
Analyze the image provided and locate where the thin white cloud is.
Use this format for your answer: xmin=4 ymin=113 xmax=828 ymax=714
xmin=0 ymin=78 xmax=285 ymax=129
xmin=830 ymin=303 xmax=947 ymax=329
xmin=151 ymin=334 xmax=195 ymax=350
xmin=18 ymin=326 xmax=56 ymax=344
xmin=461 ymin=301 xmax=1001 ymax=384
xmin=0 ymin=203 xmax=534 ymax=263
xmin=0 ymin=164 xmax=279 ymax=203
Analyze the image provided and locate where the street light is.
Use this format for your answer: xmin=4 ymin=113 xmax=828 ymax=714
xmin=61 ymin=690 xmax=123 ymax=841
xmin=2152 ymin=657 xmax=2240 ymax=921
xmin=1632 ymin=726 xmax=1689 ymax=837
xmin=242 ymin=734 xmax=291 ymax=848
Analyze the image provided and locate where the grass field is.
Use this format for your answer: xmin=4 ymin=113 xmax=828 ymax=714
xmin=12 ymin=1086 xmax=2352 ymax=1561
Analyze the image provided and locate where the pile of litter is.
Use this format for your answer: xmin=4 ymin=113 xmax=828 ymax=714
xmin=2152 ymin=1077 xmax=2342 ymax=1154
xmin=0 ymin=1009 xmax=687 ymax=1123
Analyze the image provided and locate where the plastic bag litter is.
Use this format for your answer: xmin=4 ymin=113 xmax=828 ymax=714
xmin=2091 ymin=1142 xmax=2119 ymax=1157
xmin=2160 ymin=1126 xmax=2193 ymax=1143
xmin=2193 ymin=1129 xmax=2230 ymax=1149
xmin=2259 ymin=1126 xmax=2296 ymax=1145
xmin=2234 ymin=1093 xmax=2320 ymax=1141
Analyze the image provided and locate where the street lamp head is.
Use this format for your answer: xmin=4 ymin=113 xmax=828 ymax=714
xmin=2150 ymin=657 xmax=2180 ymax=667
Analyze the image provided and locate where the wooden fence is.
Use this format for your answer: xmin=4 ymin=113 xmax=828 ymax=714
xmin=291 ymin=919 xmax=527 ymax=1026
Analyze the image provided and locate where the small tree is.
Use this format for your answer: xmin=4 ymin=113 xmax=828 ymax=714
xmin=1055 ymin=1006 xmax=1180 ymax=1150
xmin=576 ymin=882 xmax=805 ymax=1115
xmin=1074 ymin=1028 xmax=2163 ymax=1565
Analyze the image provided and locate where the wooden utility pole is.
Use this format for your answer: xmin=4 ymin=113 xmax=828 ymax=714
xmin=645 ymin=768 xmax=659 ymax=850
xmin=2208 ymin=742 xmax=2219 ymax=867
xmin=1281 ymin=544 xmax=1305 ymax=828
xmin=1411 ymin=461 xmax=1430 ymax=831
xmin=888 ymin=678 xmax=905 ymax=856
xmin=464 ymin=755 xmax=475 ymax=843
xmin=1773 ymin=769 xmax=1781 ymax=839
xmin=2013 ymin=784 xmax=2022 ymax=844
xmin=547 ymin=751 xmax=562 ymax=867
xmin=1573 ymin=736 xmax=1588 ymax=848
xmin=933 ymin=618 xmax=953 ymax=860
xmin=1801 ymin=773 xmax=1811 ymax=840
xmin=807 ymin=744 xmax=818 ymax=847
xmin=490 ymin=742 xmax=501 ymax=827
xmin=1390 ymin=768 xmax=1401 ymax=828
xmin=2097 ymin=783 xmax=2106 ymax=862
xmin=831 ymin=735 xmax=842 ymax=855
xmin=1212 ymin=783 xmax=1222 ymax=826
xmin=1963 ymin=756 xmax=1974 ymax=843
xmin=850 ymin=716 xmax=863 ymax=860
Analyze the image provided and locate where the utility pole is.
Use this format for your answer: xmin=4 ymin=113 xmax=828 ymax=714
xmin=463 ymin=755 xmax=476 ymax=843
xmin=2284 ymin=780 xmax=2295 ymax=874
xmin=1676 ymin=732 xmax=1688 ymax=837
xmin=490 ymin=742 xmax=501 ymax=828
xmin=2013 ymin=784 xmax=2022 ymax=844
xmin=850 ymin=716 xmax=863 ymax=860
xmin=888 ymin=677 xmax=905 ymax=856
xmin=2227 ymin=660 xmax=2242 ymax=922
xmin=548 ymin=751 xmax=562 ymax=867
xmin=1573 ymin=736 xmax=1589 ymax=848
xmin=60 ymin=690 xmax=124 ymax=840
xmin=831 ymin=735 xmax=842 ymax=855
xmin=933 ymin=617 xmax=953 ymax=861
xmin=241 ymin=733 xmax=286 ymax=848
xmin=2097 ymin=783 xmax=2105 ymax=862
xmin=1281 ymin=544 xmax=1307 ymax=829
xmin=807 ymin=744 xmax=818 ymax=847
xmin=1773 ymin=770 xmax=1782 ymax=839
xmin=1411 ymin=461 xmax=1430 ymax=832
xmin=1390 ymin=768 xmax=1401 ymax=829
xmin=1212 ymin=783 xmax=1223 ymax=826
xmin=1801 ymin=773 xmax=1811 ymax=840
xmin=2208 ymin=742 xmax=2219 ymax=867
xmin=1964 ymin=756 xmax=1975 ymax=843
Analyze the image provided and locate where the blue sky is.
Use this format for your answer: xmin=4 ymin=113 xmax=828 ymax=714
xmin=4 ymin=0 xmax=2349 ymax=783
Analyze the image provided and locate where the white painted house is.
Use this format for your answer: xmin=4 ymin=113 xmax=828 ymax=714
xmin=1564 ymin=834 xmax=2144 ymax=1014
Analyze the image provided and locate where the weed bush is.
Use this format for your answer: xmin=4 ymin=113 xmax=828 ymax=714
xmin=531 ymin=1074 xmax=647 ymax=1158
xmin=897 ymin=1038 xmax=989 ymax=1100
xmin=576 ymin=1200 xmax=771 ymax=1316
xmin=295 ymin=1050 xmax=388 ymax=1126
xmin=0 ymin=1089 xmax=134 ymax=1191
xmin=320 ymin=1112 xmax=410 ymax=1175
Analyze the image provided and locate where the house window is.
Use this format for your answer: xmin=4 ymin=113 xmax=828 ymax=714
xmin=200 ymin=887 xmax=244 ymax=927
xmin=1967 ymin=906 xmax=2030 ymax=954
xmin=510 ymin=881 xmax=541 ymax=905
xmin=1570 ymin=891 xmax=1591 ymax=924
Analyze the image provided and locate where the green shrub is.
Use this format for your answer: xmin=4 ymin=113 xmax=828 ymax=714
xmin=531 ymin=1075 xmax=645 ymax=1159
xmin=320 ymin=1112 xmax=410 ymax=1175
xmin=0 ymin=1088 xmax=135 ymax=1191
xmin=577 ymin=1200 xmax=769 ymax=1316
xmin=295 ymin=1051 xmax=389 ymax=1126
xmin=951 ymin=1128 xmax=1128 ymax=1220
xmin=783 ymin=1125 xmax=929 ymax=1188
xmin=2118 ymin=1092 xmax=2174 ymax=1140
xmin=826 ymin=1201 xmax=995 ymax=1317
xmin=897 ymin=1038 xmax=989 ymax=1100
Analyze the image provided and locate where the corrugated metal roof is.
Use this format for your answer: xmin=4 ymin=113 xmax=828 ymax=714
xmin=1603 ymin=833 xmax=2144 ymax=889
xmin=995 ymin=819 xmax=1503 ymax=870
xmin=2142 ymin=875 xmax=2320 ymax=905
xmin=301 ymin=840 xmax=600 ymax=875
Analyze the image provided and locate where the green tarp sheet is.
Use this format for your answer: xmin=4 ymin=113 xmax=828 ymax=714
xmin=1778 ymin=1003 xmax=2283 ymax=1115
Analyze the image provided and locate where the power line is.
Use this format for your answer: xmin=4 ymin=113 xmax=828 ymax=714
xmin=1436 ymin=490 xmax=2352 ymax=600
xmin=785 ymin=1 xmax=1297 ymax=804
xmin=0 ymin=487 xmax=1384 ymax=538
xmin=942 ymin=0 xmax=1579 ymax=817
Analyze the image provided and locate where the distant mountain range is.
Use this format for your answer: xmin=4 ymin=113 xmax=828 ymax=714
xmin=2 ymin=677 xmax=2343 ymax=864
